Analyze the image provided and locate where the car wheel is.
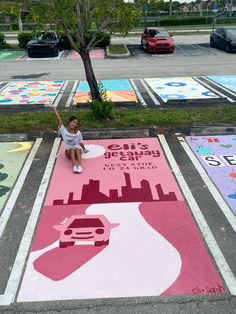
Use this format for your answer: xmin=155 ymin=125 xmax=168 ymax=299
xmin=103 ymin=239 xmax=109 ymax=246
xmin=54 ymin=48 xmax=59 ymax=57
xmin=225 ymin=43 xmax=232 ymax=53
xmin=59 ymin=241 xmax=75 ymax=248
xmin=94 ymin=239 xmax=109 ymax=247
xmin=146 ymin=44 xmax=150 ymax=53
xmin=210 ymin=39 xmax=215 ymax=48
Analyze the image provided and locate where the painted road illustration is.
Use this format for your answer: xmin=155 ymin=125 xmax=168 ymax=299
xmin=145 ymin=77 xmax=218 ymax=102
xmin=73 ymin=79 xmax=137 ymax=104
xmin=186 ymin=135 xmax=236 ymax=216
xmin=0 ymin=142 xmax=32 ymax=211
xmin=0 ymin=81 xmax=64 ymax=105
xmin=18 ymin=138 xmax=224 ymax=302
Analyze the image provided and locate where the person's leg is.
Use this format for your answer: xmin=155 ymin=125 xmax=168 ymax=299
xmin=75 ymin=148 xmax=83 ymax=173
xmin=75 ymin=148 xmax=82 ymax=165
xmin=65 ymin=149 xmax=78 ymax=172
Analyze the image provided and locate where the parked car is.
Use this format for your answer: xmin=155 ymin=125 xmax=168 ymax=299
xmin=54 ymin=215 xmax=119 ymax=248
xmin=26 ymin=31 xmax=62 ymax=57
xmin=141 ymin=27 xmax=175 ymax=53
xmin=210 ymin=26 xmax=236 ymax=53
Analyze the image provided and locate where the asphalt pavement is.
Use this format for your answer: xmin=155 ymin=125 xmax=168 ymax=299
xmin=0 ymin=33 xmax=236 ymax=313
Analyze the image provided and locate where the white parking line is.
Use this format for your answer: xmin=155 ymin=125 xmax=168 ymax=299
xmin=158 ymin=134 xmax=236 ymax=296
xmin=130 ymin=79 xmax=147 ymax=107
xmin=194 ymin=77 xmax=235 ymax=103
xmin=54 ymin=80 xmax=68 ymax=107
xmin=140 ymin=79 xmax=160 ymax=105
xmin=0 ymin=138 xmax=61 ymax=306
xmin=203 ymin=76 xmax=236 ymax=98
xmin=176 ymin=135 xmax=236 ymax=233
xmin=0 ymin=82 xmax=11 ymax=92
xmin=65 ymin=80 xmax=79 ymax=107
xmin=0 ymin=138 xmax=42 ymax=238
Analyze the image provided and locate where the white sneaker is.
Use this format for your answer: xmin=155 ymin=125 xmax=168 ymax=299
xmin=73 ymin=165 xmax=77 ymax=173
xmin=77 ymin=165 xmax=82 ymax=173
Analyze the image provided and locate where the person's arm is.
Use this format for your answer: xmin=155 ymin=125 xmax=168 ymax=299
xmin=52 ymin=106 xmax=63 ymax=128
xmin=80 ymin=142 xmax=89 ymax=153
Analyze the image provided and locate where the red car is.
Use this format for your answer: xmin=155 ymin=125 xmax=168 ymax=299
xmin=141 ymin=27 xmax=175 ymax=53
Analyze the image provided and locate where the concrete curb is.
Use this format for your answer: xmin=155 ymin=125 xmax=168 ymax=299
xmin=0 ymin=128 xmax=157 ymax=142
xmin=106 ymin=44 xmax=130 ymax=58
xmin=190 ymin=125 xmax=236 ymax=136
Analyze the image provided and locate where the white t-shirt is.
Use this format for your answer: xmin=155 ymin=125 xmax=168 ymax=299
xmin=59 ymin=124 xmax=83 ymax=150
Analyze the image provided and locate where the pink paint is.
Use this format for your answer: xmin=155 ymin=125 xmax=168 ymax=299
xmin=139 ymin=202 xmax=225 ymax=295
xmin=33 ymin=245 xmax=105 ymax=281
xmin=45 ymin=139 xmax=184 ymax=206
xmin=18 ymin=138 xmax=224 ymax=302
xmin=68 ymin=49 xmax=105 ymax=59
xmin=54 ymin=214 xmax=119 ymax=248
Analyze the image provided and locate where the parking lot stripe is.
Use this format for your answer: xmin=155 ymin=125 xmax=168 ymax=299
xmin=0 ymin=138 xmax=61 ymax=305
xmin=177 ymin=135 xmax=236 ymax=233
xmin=0 ymin=82 xmax=11 ymax=92
xmin=203 ymin=76 xmax=236 ymax=98
xmin=0 ymin=138 xmax=42 ymax=238
xmin=65 ymin=80 xmax=79 ymax=107
xmin=54 ymin=80 xmax=69 ymax=107
xmin=158 ymin=134 xmax=236 ymax=296
xmin=130 ymin=79 xmax=147 ymax=107
xmin=140 ymin=79 xmax=160 ymax=105
xmin=194 ymin=77 xmax=235 ymax=103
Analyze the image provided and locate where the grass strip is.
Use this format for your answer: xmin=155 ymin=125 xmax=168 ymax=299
xmin=107 ymin=44 xmax=128 ymax=54
xmin=0 ymin=107 xmax=236 ymax=133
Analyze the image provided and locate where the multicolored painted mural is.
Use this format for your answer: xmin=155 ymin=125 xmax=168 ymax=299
xmin=145 ymin=77 xmax=219 ymax=102
xmin=73 ymin=79 xmax=137 ymax=104
xmin=68 ymin=49 xmax=105 ymax=59
xmin=18 ymin=138 xmax=224 ymax=302
xmin=186 ymin=135 xmax=236 ymax=216
xmin=0 ymin=81 xmax=64 ymax=105
xmin=0 ymin=142 xmax=32 ymax=212
xmin=207 ymin=75 xmax=236 ymax=93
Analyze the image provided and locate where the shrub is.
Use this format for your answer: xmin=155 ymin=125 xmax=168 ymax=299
xmin=18 ymin=32 xmax=34 ymax=49
xmin=95 ymin=33 xmax=111 ymax=48
xmin=0 ymin=33 xmax=5 ymax=49
xmin=90 ymin=99 xmax=114 ymax=120
xmin=57 ymin=32 xmax=72 ymax=50
xmin=89 ymin=81 xmax=114 ymax=120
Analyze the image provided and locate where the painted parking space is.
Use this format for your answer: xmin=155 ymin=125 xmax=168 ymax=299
xmin=17 ymin=138 xmax=224 ymax=302
xmin=0 ymin=51 xmax=24 ymax=60
xmin=68 ymin=49 xmax=105 ymax=59
xmin=145 ymin=77 xmax=219 ymax=102
xmin=207 ymin=75 xmax=236 ymax=93
xmin=0 ymin=142 xmax=33 ymax=213
xmin=0 ymin=81 xmax=64 ymax=105
xmin=23 ymin=51 xmax=64 ymax=60
xmin=186 ymin=135 xmax=236 ymax=216
xmin=73 ymin=79 xmax=137 ymax=104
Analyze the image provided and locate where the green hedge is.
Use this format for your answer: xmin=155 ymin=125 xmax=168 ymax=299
xmin=0 ymin=33 xmax=5 ymax=49
xmin=58 ymin=32 xmax=111 ymax=50
xmin=17 ymin=32 xmax=34 ymax=49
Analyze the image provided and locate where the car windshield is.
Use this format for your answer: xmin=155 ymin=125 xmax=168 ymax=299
xmin=68 ymin=218 xmax=104 ymax=228
xmin=148 ymin=29 xmax=169 ymax=38
xmin=38 ymin=32 xmax=56 ymax=40
xmin=226 ymin=29 xmax=236 ymax=37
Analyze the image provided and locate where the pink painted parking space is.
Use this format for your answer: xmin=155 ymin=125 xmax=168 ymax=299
xmin=68 ymin=49 xmax=105 ymax=59
xmin=17 ymin=138 xmax=224 ymax=302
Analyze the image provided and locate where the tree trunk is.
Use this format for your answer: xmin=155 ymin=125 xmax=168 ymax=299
xmin=169 ymin=0 xmax=173 ymax=18
xmin=80 ymin=48 xmax=101 ymax=101
xmin=18 ymin=13 xmax=23 ymax=32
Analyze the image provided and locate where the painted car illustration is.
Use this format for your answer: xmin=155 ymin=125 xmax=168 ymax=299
xmin=54 ymin=215 xmax=119 ymax=248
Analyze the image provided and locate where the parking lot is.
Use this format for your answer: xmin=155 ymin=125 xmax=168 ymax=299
xmin=0 ymin=32 xmax=236 ymax=314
